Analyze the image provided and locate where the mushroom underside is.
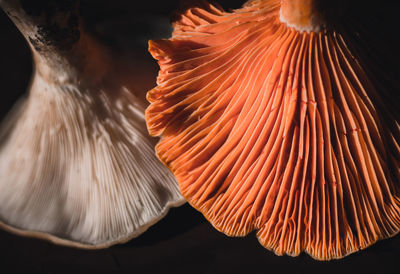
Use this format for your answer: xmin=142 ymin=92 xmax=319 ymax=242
xmin=146 ymin=0 xmax=400 ymax=260
xmin=0 ymin=75 xmax=184 ymax=248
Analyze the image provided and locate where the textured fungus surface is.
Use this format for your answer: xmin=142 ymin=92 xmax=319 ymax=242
xmin=0 ymin=0 xmax=184 ymax=248
xmin=146 ymin=0 xmax=400 ymax=260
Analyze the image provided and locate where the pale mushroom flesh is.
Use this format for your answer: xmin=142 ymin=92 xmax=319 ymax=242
xmin=0 ymin=0 xmax=184 ymax=248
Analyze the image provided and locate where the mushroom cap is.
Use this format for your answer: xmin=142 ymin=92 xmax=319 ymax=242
xmin=0 ymin=0 xmax=184 ymax=248
xmin=146 ymin=0 xmax=400 ymax=260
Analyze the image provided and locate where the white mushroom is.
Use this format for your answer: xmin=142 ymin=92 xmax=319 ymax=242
xmin=0 ymin=0 xmax=184 ymax=248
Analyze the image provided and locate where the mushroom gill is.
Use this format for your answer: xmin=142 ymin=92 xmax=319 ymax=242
xmin=146 ymin=0 xmax=400 ymax=260
xmin=0 ymin=0 xmax=184 ymax=248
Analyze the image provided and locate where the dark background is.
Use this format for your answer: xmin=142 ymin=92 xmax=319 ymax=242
xmin=0 ymin=1 xmax=400 ymax=273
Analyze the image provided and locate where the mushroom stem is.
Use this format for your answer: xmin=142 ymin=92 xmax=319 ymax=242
xmin=0 ymin=0 xmax=110 ymax=87
xmin=280 ymin=0 xmax=324 ymax=32
xmin=280 ymin=0 xmax=348 ymax=33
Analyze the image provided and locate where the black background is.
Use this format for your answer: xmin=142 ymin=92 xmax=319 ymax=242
xmin=0 ymin=1 xmax=400 ymax=273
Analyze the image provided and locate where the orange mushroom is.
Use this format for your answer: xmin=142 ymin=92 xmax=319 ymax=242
xmin=146 ymin=0 xmax=400 ymax=260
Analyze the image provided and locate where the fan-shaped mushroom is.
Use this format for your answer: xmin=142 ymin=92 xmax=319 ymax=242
xmin=0 ymin=0 xmax=184 ymax=248
xmin=146 ymin=0 xmax=400 ymax=260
